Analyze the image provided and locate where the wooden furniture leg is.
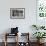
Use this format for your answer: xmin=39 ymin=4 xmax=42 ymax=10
xmin=16 ymin=33 xmax=18 ymax=46
xmin=4 ymin=33 xmax=18 ymax=46
xmin=4 ymin=33 xmax=7 ymax=46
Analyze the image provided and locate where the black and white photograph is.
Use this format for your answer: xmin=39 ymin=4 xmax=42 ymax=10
xmin=10 ymin=8 xmax=25 ymax=19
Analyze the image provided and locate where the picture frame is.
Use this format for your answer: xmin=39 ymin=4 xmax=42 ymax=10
xmin=10 ymin=8 xmax=25 ymax=19
xmin=36 ymin=0 xmax=46 ymax=26
xmin=37 ymin=0 xmax=46 ymax=18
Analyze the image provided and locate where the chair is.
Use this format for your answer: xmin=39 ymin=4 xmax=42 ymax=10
xmin=18 ymin=33 xmax=30 ymax=46
xmin=4 ymin=27 xmax=19 ymax=46
xmin=4 ymin=33 xmax=18 ymax=46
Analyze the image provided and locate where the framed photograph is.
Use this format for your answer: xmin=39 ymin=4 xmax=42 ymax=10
xmin=10 ymin=8 xmax=25 ymax=19
xmin=36 ymin=0 xmax=46 ymax=26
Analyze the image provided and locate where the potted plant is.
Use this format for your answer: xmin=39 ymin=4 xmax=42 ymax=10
xmin=33 ymin=32 xmax=46 ymax=43
xmin=32 ymin=24 xmax=45 ymax=30
xmin=32 ymin=25 xmax=39 ymax=30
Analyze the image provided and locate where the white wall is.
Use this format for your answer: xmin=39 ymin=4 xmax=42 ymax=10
xmin=0 ymin=0 xmax=36 ymax=42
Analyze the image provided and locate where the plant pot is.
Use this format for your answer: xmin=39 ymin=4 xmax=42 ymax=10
xmin=37 ymin=39 xmax=45 ymax=44
xmin=40 ymin=38 xmax=45 ymax=43
xmin=37 ymin=39 xmax=40 ymax=43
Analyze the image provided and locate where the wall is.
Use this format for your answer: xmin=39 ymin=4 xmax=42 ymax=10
xmin=0 ymin=0 xmax=36 ymax=42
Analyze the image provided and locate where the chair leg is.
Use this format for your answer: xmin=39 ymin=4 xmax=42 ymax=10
xmin=4 ymin=41 xmax=7 ymax=46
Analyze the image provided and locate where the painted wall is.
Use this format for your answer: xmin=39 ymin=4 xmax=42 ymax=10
xmin=0 ymin=0 xmax=37 ymax=42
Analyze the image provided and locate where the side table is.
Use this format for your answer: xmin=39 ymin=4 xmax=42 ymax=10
xmin=4 ymin=33 xmax=18 ymax=46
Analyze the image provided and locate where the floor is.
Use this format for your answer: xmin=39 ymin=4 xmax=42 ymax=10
xmin=0 ymin=42 xmax=46 ymax=46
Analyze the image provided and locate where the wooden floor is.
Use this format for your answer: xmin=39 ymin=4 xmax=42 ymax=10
xmin=0 ymin=42 xmax=46 ymax=46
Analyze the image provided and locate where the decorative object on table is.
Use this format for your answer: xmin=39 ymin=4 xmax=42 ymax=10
xmin=10 ymin=8 xmax=25 ymax=19
xmin=11 ymin=27 xmax=18 ymax=34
